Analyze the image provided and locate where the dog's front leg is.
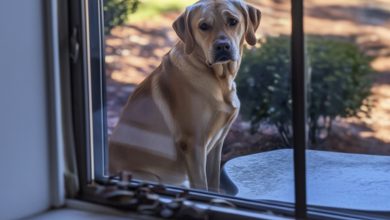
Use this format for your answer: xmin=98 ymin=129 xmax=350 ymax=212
xmin=207 ymin=107 xmax=239 ymax=192
xmin=176 ymin=139 xmax=208 ymax=190
xmin=206 ymin=141 xmax=223 ymax=192
xmin=206 ymin=124 xmax=232 ymax=192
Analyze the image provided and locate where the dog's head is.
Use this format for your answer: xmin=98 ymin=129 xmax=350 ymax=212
xmin=173 ymin=0 xmax=261 ymax=66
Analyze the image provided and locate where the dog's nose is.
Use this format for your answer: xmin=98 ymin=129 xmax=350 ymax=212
xmin=214 ymin=40 xmax=231 ymax=52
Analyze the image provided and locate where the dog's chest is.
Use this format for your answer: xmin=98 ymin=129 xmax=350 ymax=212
xmin=205 ymin=95 xmax=239 ymax=154
xmin=224 ymin=82 xmax=240 ymax=109
xmin=212 ymin=62 xmax=241 ymax=110
xmin=206 ymin=74 xmax=240 ymax=151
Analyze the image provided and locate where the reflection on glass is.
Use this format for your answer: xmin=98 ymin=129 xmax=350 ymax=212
xmin=305 ymin=0 xmax=390 ymax=210
xmin=104 ymin=0 xmax=294 ymax=202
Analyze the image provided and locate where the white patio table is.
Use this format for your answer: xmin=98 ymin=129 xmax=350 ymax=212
xmin=224 ymin=149 xmax=390 ymax=211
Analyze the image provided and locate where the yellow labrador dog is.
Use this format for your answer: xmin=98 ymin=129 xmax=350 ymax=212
xmin=109 ymin=0 xmax=261 ymax=192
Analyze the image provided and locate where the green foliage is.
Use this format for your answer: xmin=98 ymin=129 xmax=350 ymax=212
xmin=129 ymin=0 xmax=196 ymax=22
xmin=236 ymin=36 xmax=373 ymax=146
xmin=104 ymin=0 xmax=140 ymax=34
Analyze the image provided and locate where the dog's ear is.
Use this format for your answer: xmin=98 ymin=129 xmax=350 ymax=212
xmin=235 ymin=2 xmax=261 ymax=46
xmin=245 ymin=4 xmax=261 ymax=46
xmin=173 ymin=7 xmax=195 ymax=54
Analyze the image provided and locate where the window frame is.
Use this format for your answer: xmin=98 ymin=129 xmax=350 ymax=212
xmin=291 ymin=0 xmax=307 ymax=217
xmin=65 ymin=0 xmax=390 ymax=219
xmin=68 ymin=0 xmax=93 ymax=190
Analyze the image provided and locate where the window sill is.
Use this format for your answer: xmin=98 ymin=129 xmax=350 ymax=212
xmin=29 ymin=199 xmax=160 ymax=220
xmin=27 ymin=199 xmax=291 ymax=220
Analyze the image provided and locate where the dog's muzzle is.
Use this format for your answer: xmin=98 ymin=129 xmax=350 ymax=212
xmin=213 ymin=40 xmax=233 ymax=63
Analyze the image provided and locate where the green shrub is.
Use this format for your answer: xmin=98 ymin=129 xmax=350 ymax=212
xmin=103 ymin=0 xmax=139 ymax=34
xmin=236 ymin=36 xmax=373 ymax=146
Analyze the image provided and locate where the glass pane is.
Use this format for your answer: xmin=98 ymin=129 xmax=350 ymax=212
xmin=304 ymin=0 xmax=390 ymax=211
xmin=104 ymin=0 xmax=294 ymax=202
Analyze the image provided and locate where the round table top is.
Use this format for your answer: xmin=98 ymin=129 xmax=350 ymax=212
xmin=224 ymin=149 xmax=390 ymax=211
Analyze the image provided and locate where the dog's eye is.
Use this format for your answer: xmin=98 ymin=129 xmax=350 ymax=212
xmin=228 ymin=18 xmax=238 ymax=27
xmin=199 ymin=22 xmax=210 ymax=31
